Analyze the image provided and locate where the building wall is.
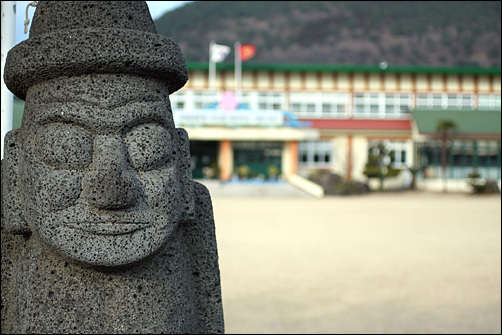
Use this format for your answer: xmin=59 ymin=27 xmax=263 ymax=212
xmin=186 ymin=68 xmax=501 ymax=95
xmin=332 ymin=136 xmax=348 ymax=176
xmin=352 ymin=137 xmax=370 ymax=182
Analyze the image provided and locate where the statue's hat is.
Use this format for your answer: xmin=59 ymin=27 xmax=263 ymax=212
xmin=4 ymin=1 xmax=188 ymax=100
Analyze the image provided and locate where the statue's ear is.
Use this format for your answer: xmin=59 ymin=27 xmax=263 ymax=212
xmin=176 ymin=128 xmax=195 ymax=222
xmin=2 ymin=129 xmax=30 ymax=234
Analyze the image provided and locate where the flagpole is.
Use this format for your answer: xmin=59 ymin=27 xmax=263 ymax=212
xmin=209 ymin=40 xmax=216 ymax=90
xmin=234 ymin=41 xmax=242 ymax=101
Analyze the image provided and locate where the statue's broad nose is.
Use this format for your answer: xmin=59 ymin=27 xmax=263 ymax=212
xmin=84 ymin=136 xmax=138 ymax=210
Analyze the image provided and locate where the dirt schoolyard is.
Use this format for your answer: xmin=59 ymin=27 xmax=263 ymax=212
xmin=210 ymin=192 xmax=501 ymax=334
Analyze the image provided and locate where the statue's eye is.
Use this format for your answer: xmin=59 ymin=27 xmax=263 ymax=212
xmin=36 ymin=123 xmax=93 ymax=170
xmin=124 ymin=123 xmax=172 ymax=171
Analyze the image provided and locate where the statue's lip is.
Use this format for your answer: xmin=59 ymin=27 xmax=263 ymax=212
xmin=66 ymin=221 xmax=150 ymax=235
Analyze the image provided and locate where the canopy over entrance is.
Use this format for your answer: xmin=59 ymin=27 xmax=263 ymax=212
xmin=411 ymin=109 xmax=501 ymax=138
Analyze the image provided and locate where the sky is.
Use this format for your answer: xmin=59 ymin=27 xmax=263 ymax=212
xmin=12 ymin=1 xmax=193 ymax=45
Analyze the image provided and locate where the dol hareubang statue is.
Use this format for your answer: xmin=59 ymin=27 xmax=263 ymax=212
xmin=1 ymin=1 xmax=224 ymax=333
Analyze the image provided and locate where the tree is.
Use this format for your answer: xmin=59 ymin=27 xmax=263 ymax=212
xmin=363 ymin=142 xmax=401 ymax=191
xmin=407 ymin=164 xmax=427 ymax=191
xmin=436 ymin=120 xmax=457 ymax=193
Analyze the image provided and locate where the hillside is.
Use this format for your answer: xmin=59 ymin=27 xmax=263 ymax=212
xmin=154 ymin=1 xmax=501 ymax=67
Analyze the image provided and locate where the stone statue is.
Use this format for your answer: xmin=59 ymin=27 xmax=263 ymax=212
xmin=1 ymin=1 xmax=224 ymax=333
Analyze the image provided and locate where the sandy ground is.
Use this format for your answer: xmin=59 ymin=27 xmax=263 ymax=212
xmin=210 ymin=191 xmax=501 ymax=334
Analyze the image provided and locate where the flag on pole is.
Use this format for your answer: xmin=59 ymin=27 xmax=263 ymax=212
xmin=237 ymin=44 xmax=257 ymax=61
xmin=233 ymin=42 xmax=256 ymax=99
xmin=210 ymin=42 xmax=231 ymax=63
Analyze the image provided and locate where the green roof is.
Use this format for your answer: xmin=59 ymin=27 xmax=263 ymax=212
xmin=411 ymin=109 xmax=501 ymax=136
xmin=186 ymin=62 xmax=501 ymax=76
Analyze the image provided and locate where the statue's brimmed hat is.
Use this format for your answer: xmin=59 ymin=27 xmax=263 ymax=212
xmin=4 ymin=1 xmax=188 ymax=100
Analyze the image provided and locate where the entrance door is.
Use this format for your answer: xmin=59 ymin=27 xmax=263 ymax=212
xmin=233 ymin=141 xmax=282 ymax=179
xmin=189 ymin=141 xmax=219 ymax=179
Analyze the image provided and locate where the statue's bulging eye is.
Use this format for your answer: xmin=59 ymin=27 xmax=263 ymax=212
xmin=125 ymin=123 xmax=172 ymax=171
xmin=36 ymin=124 xmax=93 ymax=170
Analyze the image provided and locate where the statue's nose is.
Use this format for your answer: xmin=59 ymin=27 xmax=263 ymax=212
xmin=83 ymin=136 xmax=138 ymax=210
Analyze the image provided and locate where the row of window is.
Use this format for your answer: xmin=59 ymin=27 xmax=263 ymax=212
xmin=298 ymin=139 xmax=501 ymax=179
xmin=170 ymin=90 xmax=501 ymax=119
xmin=417 ymin=140 xmax=502 ymax=179
xmin=299 ymin=141 xmax=332 ymax=166
xmin=298 ymin=140 xmax=409 ymax=167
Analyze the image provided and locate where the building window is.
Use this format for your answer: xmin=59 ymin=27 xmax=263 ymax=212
xmin=290 ymin=92 xmax=350 ymax=118
xmin=170 ymin=90 xmax=187 ymax=110
xmin=170 ymin=90 xmax=221 ymax=110
xmin=238 ymin=91 xmax=286 ymax=110
xmin=259 ymin=92 xmax=285 ymax=110
xmin=388 ymin=141 xmax=408 ymax=167
xmin=478 ymin=94 xmax=502 ymax=110
xmin=417 ymin=140 xmax=501 ymax=179
xmin=299 ymin=141 xmax=333 ymax=166
xmin=354 ymin=93 xmax=412 ymax=118
xmin=416 ymin=93 xmax=475 ymax=110
xmin=193 ymin=91 xmax=220 ymax=109
xmin=368 ymin=140 xmax=409 ymax=167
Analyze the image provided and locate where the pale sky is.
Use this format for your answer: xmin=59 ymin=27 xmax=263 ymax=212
xmin=12 ymin=1 xmax=192 ymax=45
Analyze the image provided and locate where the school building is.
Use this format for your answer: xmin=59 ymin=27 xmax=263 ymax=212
xmin=171 ymin=62 xmax=501 ymax=190
xmin=169 ymin=62 xmax=501 ymax=191
xmin=171 ymin=62 xmax=501 ymax=192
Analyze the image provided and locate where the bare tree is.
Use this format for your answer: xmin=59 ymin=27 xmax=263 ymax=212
xmin=436 ymin=120 xmax=457 ymax=193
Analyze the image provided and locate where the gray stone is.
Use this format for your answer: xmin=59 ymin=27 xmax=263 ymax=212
xmin=2 ymin=1 xmax=224 ymax=333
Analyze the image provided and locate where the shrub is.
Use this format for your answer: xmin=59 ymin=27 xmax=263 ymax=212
xmin=308 ymin=170 xmax=370 ymax=196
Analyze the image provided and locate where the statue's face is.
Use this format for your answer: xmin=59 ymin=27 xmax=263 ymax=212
xmin=17 ymin=74 xmax=187 ymax=268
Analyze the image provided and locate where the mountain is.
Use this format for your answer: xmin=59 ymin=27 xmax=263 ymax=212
xmin=154 ymin=1 xmax=501 ymax=67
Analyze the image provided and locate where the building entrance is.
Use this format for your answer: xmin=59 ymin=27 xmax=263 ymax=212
xmin=233 ymin=141 xmax=282 ymax=180
xmin=189 ymin=141 xmax=219 ymax=179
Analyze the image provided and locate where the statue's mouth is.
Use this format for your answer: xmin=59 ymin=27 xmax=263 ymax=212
xmin=66 ymin=221 xmax=150 ymax=235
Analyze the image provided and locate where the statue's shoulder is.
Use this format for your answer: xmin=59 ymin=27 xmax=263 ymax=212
xmin=192 ymin=180 xmax=211 ymax=198
xmin=191 ymin=181 xmax=214 ymax=221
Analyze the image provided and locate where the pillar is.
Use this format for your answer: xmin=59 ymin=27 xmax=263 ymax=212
xmin=219 ymin=140 xmax=233 ymax=181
